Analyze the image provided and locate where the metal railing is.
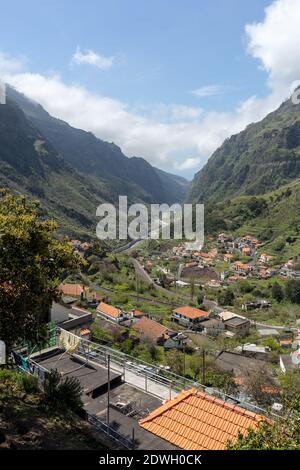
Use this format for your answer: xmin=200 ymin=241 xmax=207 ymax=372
xmin=55 ymin=327 xmax=277 ymax=417
xmin=86 ymin=412 xmax=134 ymax=449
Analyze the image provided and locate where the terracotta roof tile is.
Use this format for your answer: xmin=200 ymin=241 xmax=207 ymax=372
xmin=96 ymin=301 xmax=121 ymax=318
xmin=132 ymin=316 xmax=169 ymax=342
xmin=173 ymin=306 xmax=209 ymax=319
xmin=139 ymin=388 xmax=267 ymax=450
xmin=59 ymin=283 xmax=86 ymax=296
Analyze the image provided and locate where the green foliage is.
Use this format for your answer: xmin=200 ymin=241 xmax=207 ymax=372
xmin=121 ymin=338 xmax=134 ymax=355
xmin=239 ymin=281 xmax=253 ymax=294
xmin=262 ymin=337 xmax=281 ymax=352
xmin=197 ymin=293 xmax=204 ymax=305
xmin=91 ymin=324 xmax=113 ymax=343
xmin=228 ymin=368 xmax=300 ymax=449
xmin=205 ymin=368 xmax=238 ymax=396
xmin=217 ymin=289 xmax=235 ymax=306
xmin=272 ymin=282 xmax=285 ymax=302
xmin=0 ymin=369 xmax=39 ymax=397
xmin=43 ymin=369 xmax=83 ymax=413
xmin=0 ymin=190 xmax=79 ymax=350
xmin=286 ymin=279 xmax=300 ymax=304
xmin=227 ymin=422 xmax=298 ymax=450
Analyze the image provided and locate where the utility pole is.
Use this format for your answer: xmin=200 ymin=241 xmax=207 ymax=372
xmin=183 ymin=344 xmax=186 ymax=383
xmin=107 ymin=354 xmax=111 ymax=435
xmin=136 ymin=271 xmax=140 ymax=307
xmin=202 ymin=349 xmax=205 ymax=385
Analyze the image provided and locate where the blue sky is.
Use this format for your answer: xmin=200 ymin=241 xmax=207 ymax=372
xmin=0 ymin=0 xmax=299 ymax=177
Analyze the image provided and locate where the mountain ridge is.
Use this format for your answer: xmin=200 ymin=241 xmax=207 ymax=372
xmin=7 ymin=86 xmax=189 ymax=205
xmin=188 ymin=96 xmax=300 ymax=204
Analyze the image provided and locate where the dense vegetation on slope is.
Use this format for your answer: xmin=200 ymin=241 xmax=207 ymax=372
xmin=205 ymin=178 xmax=300 ymax=261
xmin=189 ymin=95 xmax=300 ymax=204
xmin=0 ymin=101 xmax=115 ymax=238
xmin=0 ymin=370 xmax=115 ymax=450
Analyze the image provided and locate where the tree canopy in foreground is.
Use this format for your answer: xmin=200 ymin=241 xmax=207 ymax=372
xmin=0 ymin=189 xmax=79 ymax=350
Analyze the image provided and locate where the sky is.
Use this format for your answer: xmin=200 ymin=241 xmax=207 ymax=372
xmin=0 ymin=0 xmax=300 ymax=179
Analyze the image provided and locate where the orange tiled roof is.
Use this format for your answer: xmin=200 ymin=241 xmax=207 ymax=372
xmin=139 ymin=388 xmax=266 ymax=450
xmin=131 ymin=309 xmax=144 ymax=317
xmin=80 ymin=328 xmax=90 ymax=336
xmin=97 ymin=301 xmax=121 ymax=318
xmin=59 ymin=283 xmax=85 ymax=296
xmin=173 ymin=306 xmax=209 ymax=319
xmin=233 ymin=261 xmax=251 ymax=270
xmin=132 ymin=316 xmax=169 ymax=342
xmin=199 ymin=252 xmax=211 ymax=258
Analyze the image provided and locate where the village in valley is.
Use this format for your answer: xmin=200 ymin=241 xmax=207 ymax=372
xmin=52 ymin=232 xmax=300 ymax=416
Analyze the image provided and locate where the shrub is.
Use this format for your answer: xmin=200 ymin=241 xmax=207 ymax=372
xmin=271 ymin=282 xmax=284 ymax=302
xmin=286 ymin=279 xmax=300 ymax=304
xmin=0 ymin=369 xmax=39 ymax=396
xmin=43 ymin=369 xmax=83 ymax=413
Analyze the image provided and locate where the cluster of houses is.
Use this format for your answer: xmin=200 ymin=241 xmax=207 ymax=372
xmin=217 ymin=234 xmax=279 ymax=282
xmin=68 ymin=239 xmax=93 ymax=257
xmin=56 ymin=281 xmax=255 ymax=355
xmin=280 ymin=259 xmax=300 ymax=279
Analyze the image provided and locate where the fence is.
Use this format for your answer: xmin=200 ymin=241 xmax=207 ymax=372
xmin=12 ymin=351 xmax=48 ymax=386
xmin=55 ymin=327 xmax=273 ymax=416
xmin=86 ymin=412 xmax=134 ymax=449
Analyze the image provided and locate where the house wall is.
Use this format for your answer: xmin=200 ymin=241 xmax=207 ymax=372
xmin=225 ymin=322 xmax=250 ymax=337
xmin=97 ymin=310 xmax=126 ymax=324
xmin=171 ymin=312 xmax=205 ymax=329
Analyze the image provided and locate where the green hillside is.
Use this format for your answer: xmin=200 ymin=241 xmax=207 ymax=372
xmin=7 ymin=86 xmax=189 ymax=205
xmin=206 ymin=178 xmax=300 ymax=262
xmin=0 ymin=101 xmax=113 ymax=238
xmin=189 ymin=94 xmax=300 ymax=204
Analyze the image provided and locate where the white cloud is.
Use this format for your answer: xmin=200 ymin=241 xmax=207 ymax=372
xmin=0 ymin=67 xmax=281 ymax=175
xmin=1 ymin=0 xmax=300 ymax=176
xmin=175 ymin=157 xmax=201 ymax=171
xmin=190 ymin=84 xmax=230 ymax=98
xmin=72 ymin=46 xmax=114 ymax=70
xmin=133 ymin=102 xmax=203 ymax=122
xmin=246 ymin=0 xmax=300 ymax=94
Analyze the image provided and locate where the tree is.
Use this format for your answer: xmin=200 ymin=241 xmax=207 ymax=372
xmin=227 ymin=385 xmax=300 ymax=450
xmin=43 ymin=369 xmax=83 ymax=413
xmin=0 ymin=190 xmax=79 ymax=351
xmin=205 ymin=368 xmax=237 ymax=395
xmin=188 ymin=354 xmax=202 ymax=380
xmin=286 ymin=279 xmax=300 ymax=304
xmin=218 ymin=289 xmax=235 ymax=306
xmin=227 ymin=421 xmax=298 ymax=450
xmin=158 ymin=272 xmax=167 ymax=288
xmin=166 ymin=349 xmax=184 ymax=375
xmin=242 ymin=365 xmax=279 ymax=407
xmin=279 ymin=369 xmax=300 ymax=404
xmin=272 ymin=282 xmax=284 ymax=303
xmin=190 ymin=276 xmax=195 ymax=300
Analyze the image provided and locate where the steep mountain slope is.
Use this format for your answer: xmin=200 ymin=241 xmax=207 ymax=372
xmin=154 ymin=168 xmax=189 ymax=204
xmin=188 ymin=96 xmax=300 ymax=204
xmin=7 ymin=86 xmax=189 ymax=205
xmin=0 ymin=100 xmax=114 ymax=238
xmin=206 ymin=179 xmax=300 ymax=262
